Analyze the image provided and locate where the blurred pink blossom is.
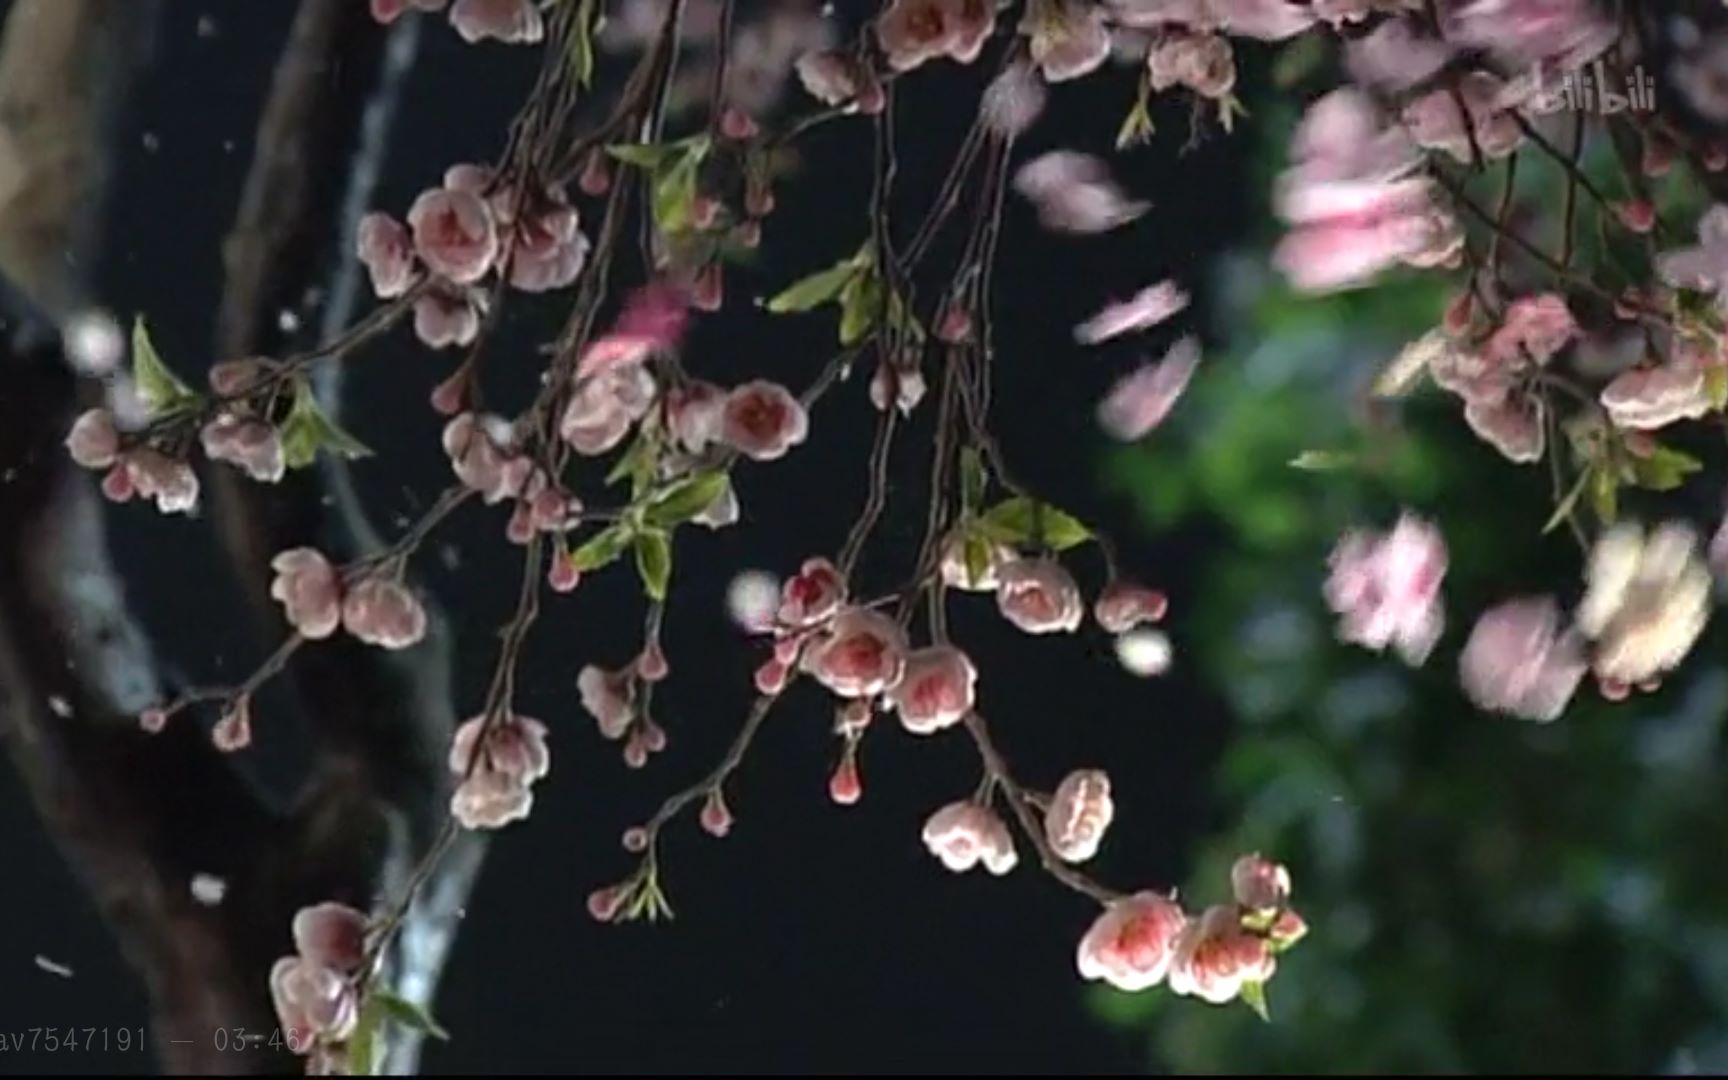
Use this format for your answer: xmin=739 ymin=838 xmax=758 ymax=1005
xmin=1459 ymin=596 xmax=1588 ymax=722
xmin=1323 ymin=513 xmax=1448 ymax=666
xmin=1096 ymin=336 xmax=1203 ymax=441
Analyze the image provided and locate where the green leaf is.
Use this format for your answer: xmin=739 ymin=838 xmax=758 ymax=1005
xmin=961 ymin=532 xmax=995 ymax=589
xmin=1630 ymin=444 xmax=1703 ymax=492
xmin=1116 ymin=96 xmax=1153 ymax=151
xmin=569 ymin=0 xmax=597 ymax=86
xmin=1288 ymin=449 xmax=1356 ymax=472
xmin=605 ymin=431 xmax=657 ymax=493
xmin=650 ymin=136 xmax=710 ymax=236
xmin=978 ymin=496 xmax=1092 ymax=551
xmin=279 ymin=380 xmax=373 ymax=469
xmin=634 ymin=528 xmax=672 ymax=600
xmin=604 ymin=142 xmax=679 ymax=169
xmin=569 ymin=525 xmax=632 ymax=572
xmin=130 ymin=316 xmax=198 ymax=412
xmin=837 ymin=271 xmax=881 ymax=347
xmin=960 ymin=447 xmax=987 ymax=513
xmin=1239 ymin=979 xmax=1271 ymax=1023
xmin=374 ymin=989 xmax=451 ymax=1041
xmin=347 ymin=996 xmax=383 ymax=1076
xmin=765 ymin=259 xmax=861 ymax=314
xmin=645 ymin=470 xmax=729 ymax=528
xmin=1590 ymin=465 xmax=1619 ymax=525
xmin=1708 ymin=364 xmax=1728 ymax=411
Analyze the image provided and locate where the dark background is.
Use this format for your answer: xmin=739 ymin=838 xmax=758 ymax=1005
xmin=0 ymin=2 xmax=1251 ymax=1073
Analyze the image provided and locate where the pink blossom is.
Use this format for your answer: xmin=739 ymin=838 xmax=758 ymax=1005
xmin=65 ymin=408 xmax=119 ymax=469
xmin=1482 ymin=294 xmax=1577 ymax=367
xmin=413 ymin=281 xmax=486 ymax=349
xmin=700 ymin=788 xmax=733 ymax=837
xmin=356 ymin=212 xmax=416 ymax=298
xmin=442 ymin=413 xmax=531 ymax=504
xmin=123 ymin=448 xmax=200 ymax=515
xmin=578 ymin=664 xmax=634 ymax=740
xmin=1601 ymin=361 xmax=1713 ymax=431
xmin=1021 ymin=0 xmax=1111 ymax=83
xmin=869 ymin=361 xmax=929 ymax=417
xmin=1014 ymin=151 xmax=1148 ymax=234
xmin=340 ymin=578 xmax=427 ymax=650
xmin=1167 ymin=904 xmax=1276 ymax=1004
xmin=1074 ymin=280 xmax=1190 ymax=345
xmin=1076 ymin=891 xmax=1187 ymax=992
xmin=666 ymin=380 xmax=727 ymax=454
xmin=995 ymin=558 xmax=1085 ymax=635
xmin=694 ymin=481 xmax=740 ymax=529
xmin=1401 ymin=73 xmax=1524 ymax=163
xmin=1459 ymin=596 xmax=1588 ymax=722
xmin=269 ymin=957 xmax=358 ymax=1051
xmin=1146 ymin=32 xmax=1235 ymax=99
xmin=1093 ymin=582 xmax=1168 ymax=634
xmin=801 ymin=607 xmax=909 ymax=698
xmin=507 ymin=191 xmax=588 ymax=293
xmin=886 ymin=645 xmax=978 ymax=734
xmin=1096 ymin=336 xmax=1203 ymax=442
xmin=209 ymin=358 xmax=266 ymax=397
xmin=559 ymin=363 xmax=657 ymax=456
xmin=939 ymin=533 xmax=1016 ymax=592
xmin=777 ymin=557 xmax=847 ymax=627
xmin=270 ymin=548 xmax=343 ymax=640
xmin=1109 ymin=0 xmax=1315 ymax=40
xmin=200 ymin=414 xmax=285 ymax=483
xmin=448 ymin=711 xmax=550 ymax=830
xmin=1045 ymin=769 xmax=1114 ymax=863
xmin=1323 ymin=513 xmax=1447 ymax=666
xmin=291 ymin=903 xmax=368 ymax=974
xmin=577 ymin=282 xmax=691 ymax=380
xmin=407 ymin=187 xmax=498 ymax=285
xmin=1577 ymin=522 xmax=1712 ymax=686
xmin=981 ymin=60 xmax=1046 ymax=138
xmin=1230 ymin=854 xmax=1291 ymax=911
xmin=371 ymin=0 xmax=446 ymax=24
xmin=794 ymin=50 xmax=884 ymax=114
xmin=921 ymin=800 xmax=1018 ymax=875
xmin=212 ymin=697 xmax=252 ymax=752
xmin=1442 ymin=0 xmax=1617 ymax=72
xmin=721 ymin=380 xmax=808 ymax=461
xmin=1656 ymin=205 xmax=1728 ymax=306
xmin=876 ymin=0 xmax=994 ymax=72
xmin=449 ymin=0 xmax=544 ymax=44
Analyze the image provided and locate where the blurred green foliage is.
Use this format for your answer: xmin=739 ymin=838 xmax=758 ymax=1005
xmin=1092 ymin=98 xmax=1728 ymax=1073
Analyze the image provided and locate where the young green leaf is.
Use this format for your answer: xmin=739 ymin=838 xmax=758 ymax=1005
xmin=961 ymin=532 xmax=996 ymax=589
xmin=960 ymin=447 xmax=987 ymax=513
xmin=569 ymin=525 xmax=632 ymax=572
xmin=1629 ymin=444 xmax=1703 ymax=492
xmin=130 ymin=316 xmax=198 ymax=412
xmin=374 ymin=989 xmax=451 ymax=1041
xmin=837 ymin=271 xmax=881 ymax=347
xmin=604 ymin=142 xmax=679 ymax=169
xmin=645 ymin=470 xmax=730 ymax=527
xmin=1591 ymin=466 xmax=1619 ymax=525
xmin=1541 ymin=467 xmax=1591 ymax=535
xmin=634 ymin=528 xmax=672 ymax=600
xmin=765 ymin=259 xmax=861 ymax=314
xmin=1239 ymin=979 xmax=1271 ymax=1023
xmin=347 ymin=997 xmax=383 ymax=1076
xmin=280 ymin=380 xmax=373 ymax=469
xmin=978 ymin=496 xmax=1092 ymax=551
xmin=569 ymin=0 xmax=597 ymax=86
xmin=1708 ymin=365 xmax=1728 ymax=411
xmin=1288 ymin=449 xmax=1356 ymax=472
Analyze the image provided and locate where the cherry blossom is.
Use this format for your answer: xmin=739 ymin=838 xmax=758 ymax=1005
xmin=413 ymin=281 xmax=486 ymax=349
xmin=560 ymin=362 xmax=658 ymax=456
xmin=449 ymin=0 xmax=544 ymax=45
xmin=1576 ymin=522 xmax=1712 ymax=686
xmin=1045 ymin=769 xmax=1114 ymax=863
xmin=875 ymin=0 xmax=994 ymax=73
xmin=65 ymin=408 xmax=119 ymax=469
xmin=371 ymin=0 xmax=446 ymax=24
xmin=576 ymin=282 xmax=690 ymax=379
xmin=666 ymin=380 xmax=727 ymax=454
xmin=442 ymin=413 xmax=532 ymax=504
xmin=980 ymin=60 xmax=1047 ymax=138
xmin=209 ymin=358 xmax=266 ymax=398
xmin=1323 ymin=513 xmax=1447 ymax=666
xmin=269 ymin=957 xmax=358 ymax=1052
xmin=1146 ymin=32 xmax=1236 ymax=99
xmin=800 ymin=606 xmax=909 ymax=698
xmin=1167 ymin=903 xmax=1276 ymax=1005
xmin=407 ymin=186 xmax=499 ymax=285
xmin=886 ymin=645 xmax=978 ymax=735
xmin=776 ymin=557 xmax=847 ymax=627
xmin=1601 ymin=360 xmax=1714 ymax=432
xmin=1109 ymin=0 xmax=1315 ymax=40
xmin=939 ymin=533 xmax=1015 ymax=592
xmin=270 ymin=548 xmax=343 ymax=640
xmin=1076 ymin=891 xmax=1187 ymax=993
xmin=212 ymin=696 xmax=253 ymax=752
xmin=794 ymin=50 xmax=871 ymax=110
xmin=1344 ymin=16 xmax=1455 ymax=92
xmin=578 ymin=664 xmax=635 ymax=740
xmin=1230 ymin=854 xmax=1291 ymax=912
xmin=1074 ymin=280 xmax=1190 ymax=345
xmin=448 ymin=712 xmax=551 ymax=830
xmin=1013 ymin=151 xmax=1149 ymax=235
xmin=920 ymin=800 xmax=1018 ymax=875
xmin=721 ymin=380 xmax=808 ymax=461
xmin=1093 ymin=581 xmax=1169 ymax=634
xmin=200 ymin=414 xmax=285 ymax=483
xmin=1020 ymin=0 xmax=1111 ymax=84
xmin=1441 ymin=0 xmax=1617 ymax=72
xmin=120 ymin=448 xmax=200 ymax=515
xmin=1400 ymin=73 xmax=1523 ymax=163
xmin=340 ymin=578 xmax=428 ymax=650
xmin=995 ymin=558 xmax=1084 ymax=635
xmin=356 ymin=211 xmax=415 ymax=298
xmin=1097 ymin=336 xmax=1204 ymax=442
xmin=291 ymin=902 xmax=368 ymax=974
xmin=1459 ymin=596 xmax=1589 ymax=722
xmin=1656 ymin=205 xmax=1728 ymax=308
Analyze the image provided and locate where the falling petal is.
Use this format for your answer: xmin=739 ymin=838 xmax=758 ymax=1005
xmin=1096 ymin=337 xmax=1202 ymax=441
